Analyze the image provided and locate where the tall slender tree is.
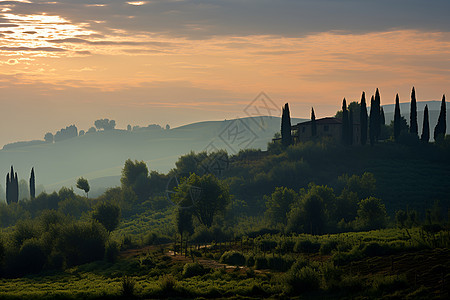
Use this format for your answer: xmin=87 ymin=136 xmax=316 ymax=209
xmin=394 ymin=94 xmax=402 ymax=141
xmin=410 ymin=87 xmax=418 ymax=137
xmin=311 ymin=107 xmax=317 ymax=137
xmin=349 ymin=107 xmax=354 ymax=145
xmin=342 ymin=98 xmax=349 ymax=145
xmin=433 ymin=94 xmax=446 ymax=141
xmin=374 ymin=88 xmax=381 ymax=140
xmin=380 ymin=107 xmax=385 ymax=126
xmin=6 ymin=166 xmax=19 ymax=204
xmin=29 ymin=167 xmax=35 ymax=199
xmin=369 ymin=95 xmax=376 ymax=146
xmin=360 ymin=92 xmax=368 ymax=145
xmin=281 ymin=103 xmax=292 ymax=146
xmin=421 ymin=105 xmax=430 ymax=143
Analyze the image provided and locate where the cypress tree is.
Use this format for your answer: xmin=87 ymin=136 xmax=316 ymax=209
xmin=369 ymin=95 xmax=376 ymax=146
xmin=374 ymin=88 xmax=381 ymax=140
xmin=30 ymin=167 xmax=35 ymax=199
xmin=433 ymin=94 xmax=446 ymax=141
xmin=281 ymin=103 xmax=292 ymax=146
xmin=349 ymin=107 xmax=354 ymax=145
xmin=6 ymin=166 xmax=19 ymax=204
xmin=410 ymin=87 xmax=418 ymax=137
xmin=380 ymin=107 xmax=385 ymax=126
xmin=342 ymin=98 xmax=349 ymax=145
xmin=6 ymin=173 xmax=10 ymax=205
xmin=394 ymin=94 xmax=401 ymax=141
xmin=421 ymin=105 xmax=430 ymax=143
xmin=360 ymin=92 xmax=368 ymax=145
xmin=311 ymin=107 xmax=317 ymax=137
xmin=13 ymin=172 xmax=18 ymax=203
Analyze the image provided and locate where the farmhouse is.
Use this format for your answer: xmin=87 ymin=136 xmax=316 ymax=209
xmin=292 ymin=117 xmax=361 ymax=144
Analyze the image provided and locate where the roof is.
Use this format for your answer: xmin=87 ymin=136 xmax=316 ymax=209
xmin=292 ymin=117 xmax=342 ymax=128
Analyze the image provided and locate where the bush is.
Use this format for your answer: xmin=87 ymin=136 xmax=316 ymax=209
xmin=16 ymin=238 xmax=46 ymax=275
xmin=371 ymin=274 xmax=407 ymax=294
xmin=257 ymin=239 xmax=278 ymax=252
xmin=279 ymin=239 xmax=295 ymax=253
xmin=246 ymin=255 xmax=255 ymax=267
xmin=267 ymin=255 xmax=294 ymax=271
xmin=254 ymin=256 xmax=268 ymax=269
xmin=220 ymin=251 xmax=246 ymax=266
xmin=294 ymin=240 xmax=321 ymax=253
xmin=105 ymin=241 xmax=120 ymax=263
xmin=182 ymin=262 xmax=206 ymax=278
xmin=320 ymin=240 xmax=338 ymax=255
xmin=284 ymin=266 xmax=321 ymax=294
xmin=159 ymin=274 xmax=177 ymax=293
xmin=121 ymin=276 xmax=135 ymax=297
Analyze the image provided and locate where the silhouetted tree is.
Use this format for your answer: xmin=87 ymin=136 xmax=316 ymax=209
xmin=380 ymin=107 xmax=385 ymax=126
xmin=127 ymin=124 xmax=132 ymax=131
xmin=121 ymin=159 xmax=150 ymax=201
xmin=342 ymin=98 xmax=349 ymax=145
xmin=394 ymin=94 xmax=401 ymax=141
xmin=311 ymin=107 xmax=317 ymax=137
xmin=165 ymin=124 xmax=170 ymax=130
xmin=374 ymin=88 xmax=381 ymax=140
xmin=76 ymin=177 xmax=90 ymax=198
xmin=421 ymin=105 xmax=430 ymax=143
xmin=410 ymin=87 xmax=418 ymax=137
xmin=433 ymin=94 xmax=446 ymax=141
xmin=360 ymin=92 xmax=368 ymax=145
xmin=29 ymin=168 xmax=35 ymax=199
xmin=281 ymin=103 xmax=292 ymax=146
xmin=87 ymin=127 xmax=96 ymax=134
xmin=95 ymin=119 xmax=116 ymax=131
xmin=79 ymin=130 xmax=85 ymax=136
xmin=349 ymin=107 xmax=354 ymax=145
xmin=54 ymin=125 xmax=78 ymax=142
xmin=6 ymin=166 xmax=18 ymax=204
xmin=369 ymin=96 xmax=376 ymax=145
xmin=44 ymin=132 xmax=53 ymax=143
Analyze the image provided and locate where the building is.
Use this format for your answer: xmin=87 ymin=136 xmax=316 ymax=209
xmin=292 ymin=117 xmax=361 ymax=144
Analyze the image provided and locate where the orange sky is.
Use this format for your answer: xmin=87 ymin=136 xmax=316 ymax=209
xmin=1 ymin=1 xmax=449 ymax=146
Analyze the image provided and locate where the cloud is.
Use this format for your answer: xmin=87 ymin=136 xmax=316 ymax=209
xmin=0 ymin=46 xmax=67 ymax=52
xmin=47 ymin=37 xmax=174 ymax=47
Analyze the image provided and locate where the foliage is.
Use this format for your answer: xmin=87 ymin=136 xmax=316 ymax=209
xmin=182 ymin=262 xmax=207 ymax=278
xmin=92 ymin=202 xmax=121 ymax=232
xmin=355 ymin=197 xmax=387 ymax=230
xmin=76 ymin=177 xmax=90 ymax=197
xmin=94 ymin=118 xmax=116 ymax=131
xmin=283 ymin=265 xmax=321 ymax=294
xmin=265 ymin=187 xmax=298 ymax=226
xmin=220 ymin=251 xmax=246 ymax=266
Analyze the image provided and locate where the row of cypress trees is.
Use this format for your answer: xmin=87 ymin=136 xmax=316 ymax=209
xmin=393 ymin=87 xmax=446 ymax=142
xmin=5 ymin=166 xmax=35 ymax=204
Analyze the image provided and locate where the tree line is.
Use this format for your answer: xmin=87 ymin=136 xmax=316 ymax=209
xmin=4 ymin=166 xmax=35 ymax=204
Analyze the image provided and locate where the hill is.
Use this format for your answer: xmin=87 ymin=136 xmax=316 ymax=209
xmin=0 ymin=116 xmax=305 ymax=197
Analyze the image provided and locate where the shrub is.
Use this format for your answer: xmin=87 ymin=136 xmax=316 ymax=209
xmin=279 ymin=239 xmax=295 ymax=253
xmin=371 ymin=274 xmax=407 ymax=294
xmin=321 ymin=263 xmax=343 ymax=290
xmin=105 ymin=241 xmax=120 ymax=263
xmin=159 ymin=274 xmax=177 ymax=293
xmin=254 ymin=256 xmax=269 ymax=269
xmin=294 ymin=240 xmax=321 ymax=253
xmin=284 ymin=266 xmax=321 ymax=294
xmin=121 ymin=276 xmax=135 ymax=297
xmin=257 ymin=239 xmax=278 ymax=252
xmin=246 ymin=255 xmax=255 ymax=267
xmin=320 ymin=240 xmax=338 ymax=255
xmin=267 ymin=255 xmax=294 ymax=271
xmin=16 ymin=238 xmax=46 ymax=275
xmin=220 ymin=251 xmax=246 ymax=266
xmin=338 ymin=275 xmax=365 ymax=293
xmin=182 ymin=262 xmax=206 ymax=278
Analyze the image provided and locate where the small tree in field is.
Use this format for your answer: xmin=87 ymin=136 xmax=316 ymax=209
xmin=76 ymin=177 xmax=90 ymax=198
xmin=93 ymin=202 xmax=121 ymax=233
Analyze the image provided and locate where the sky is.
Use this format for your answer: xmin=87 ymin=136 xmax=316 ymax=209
xmin=1 ymin=0 xmax=450 ymax=147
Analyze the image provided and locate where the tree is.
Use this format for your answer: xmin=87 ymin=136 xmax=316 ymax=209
xmin=175 ymin=174 xmax=230 ymax=228
xmin=395 ymin=209 xmax=407 ymax=228
xmin=94 ymin=118 xmax=116 ymax=131
xmin=369 ymin=96 xmax=376 ymax=145
xmin=348 ymin=107 xmax=354 ymax=145
xmin=44 ymin=132 xmax=53 ymax=143
xmin=394 ymin=94 xmax=401 ymax=141
xmin=6 ymin=166 xmax=18 ymax=204
xmin=165 ymin=124 xmax=170 ymax=130
xmin=380 ymin=107 xmax=385 ymax=126
xmin=127 ymin=124 xmax=132 ymax=131
xmin=92 ymin=202 xmax=121 ymax=232
xmin=176 ymin=208 xmax=193 ymax=255
xmin=311 ymin=107 xmax=317 ymax=137
xmin=302 ymin=193 xmax=325 ymax=235
xmin=87 ymin=127 xmax=96 ymax=134
xmin=79 ymin=130 xmax=85 ymax=136
xmin=410 ymin=87 xmax=418 ymax=137
xmin=360 ymin=92 xmax=368 ymax=145
xmin=121 ymin=159 xmax=150 ymax=201
xmin=341 ymin=98 xmax=349 ymax=145
xmin=281 ymin=103 xmax=292 ymax=146
xmin=29 ymin=168 xmax=35 ymax=199
xmin=18 ymin=179 xmax=29 ymax=201
xmin=76 ymin=177 xmax=90 ymax=198
xmin=433 ymin=94 xmax=446 ymax=141
xmin=374 ymin=88 xmax=381 ymax=140
xmin=421 ymin=105 xmax=430 ymax=143
xmin=356 ymin=197 xmax=387 ymax=230
xmin=265 ymin=187 xmax=298 ymax=225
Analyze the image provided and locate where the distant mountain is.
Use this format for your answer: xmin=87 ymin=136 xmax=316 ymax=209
xmin=0 ymin=116 xmax=305 ymax=197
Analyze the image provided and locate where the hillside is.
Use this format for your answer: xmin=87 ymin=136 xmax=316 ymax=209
xmin=0 ymin=116 xmax=305 ymax=197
